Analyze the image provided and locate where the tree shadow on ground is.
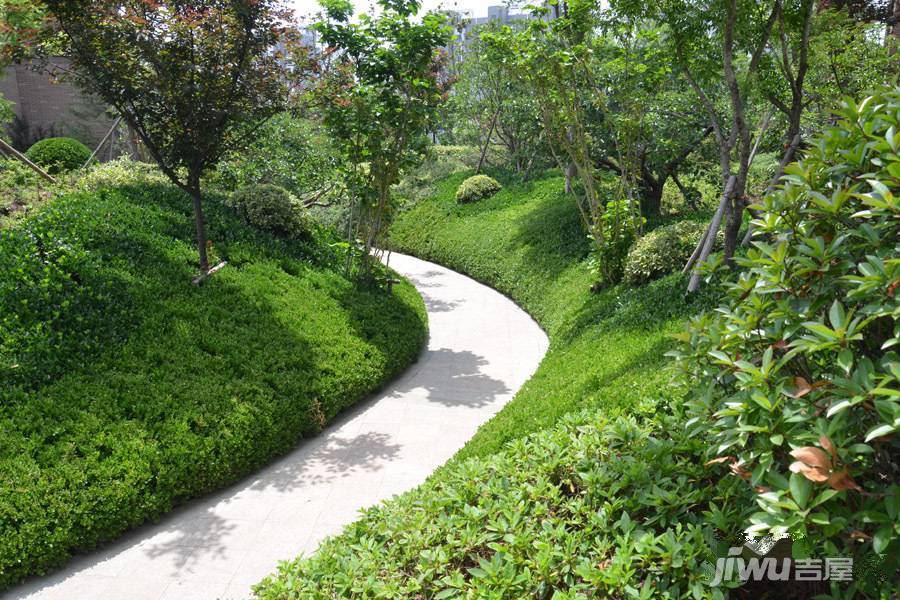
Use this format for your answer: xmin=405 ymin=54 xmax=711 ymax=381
xmin=386 ymin=347 xmax=511 ymax=409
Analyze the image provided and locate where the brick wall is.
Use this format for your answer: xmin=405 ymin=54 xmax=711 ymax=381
xmin=0 ymin=58 xmax=121 ymax=155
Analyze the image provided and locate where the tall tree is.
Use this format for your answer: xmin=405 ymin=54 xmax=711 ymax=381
xmin=313 ymin=0 xmax=451 ymax=279
xmin=42 ymin=0 xmax=295 ymax=274
xmin=617 ymin=0 xmax=816 ymax=290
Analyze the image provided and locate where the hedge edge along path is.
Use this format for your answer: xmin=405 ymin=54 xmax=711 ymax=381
xmin=10 ymin=252 xmax=548 ymax=600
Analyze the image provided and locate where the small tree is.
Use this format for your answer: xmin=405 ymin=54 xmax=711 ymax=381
xmin=42 ymin=0 xmax=294 ymax=273
xmin=313 ymin=0 xmax=451 ymax=279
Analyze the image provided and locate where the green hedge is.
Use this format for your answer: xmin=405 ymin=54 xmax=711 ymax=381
xmin=227 ymin=183 xmax=312 ymax=238
xmin=25 ymin=137 xmax=92 ymax=174
xmin=623 ymin=220 xmax=720 ymax=286
xmin=0 ymin=164 xmax=427 ymax=588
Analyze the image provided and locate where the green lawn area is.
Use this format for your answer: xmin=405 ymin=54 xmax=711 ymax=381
xmin=254 ymin=171 xmax=748 ymax=598
xmin=0 ymin=171 xmax=427 ymax=588
xmin=390 ymin=170 xmax=716 ymax=460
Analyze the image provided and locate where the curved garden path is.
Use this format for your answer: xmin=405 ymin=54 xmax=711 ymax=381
xmin=7 ymin=252 xmax=548 ymax=600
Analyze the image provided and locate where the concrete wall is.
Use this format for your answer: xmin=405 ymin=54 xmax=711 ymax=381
xmin=0 ymin=58 xmax=117 ymax=153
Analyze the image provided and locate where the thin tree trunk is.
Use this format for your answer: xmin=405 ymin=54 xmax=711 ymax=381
xmin=687 ymin=175 xmax=734 ymax=293
xmin=188 ymin=175 xmax=209 ymax=273
xmin=476 ymin=107 xmax=500 ymax=174
xmin=565 ymin=161 xmax=577 ymax=194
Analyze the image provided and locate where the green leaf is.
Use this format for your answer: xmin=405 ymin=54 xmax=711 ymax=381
xmin=865 ymin=424 xmax=895 ymax=442
xmin=790 ymin=472 xmax=812 ymax=510
xmin=873 ymin=526 xmax=892 ymax=554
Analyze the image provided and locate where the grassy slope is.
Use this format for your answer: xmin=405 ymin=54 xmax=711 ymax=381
xmin=390 ymin=170 xmax=713 ymax=460
xmin=0 ymin=174 xmax=427 ymax=588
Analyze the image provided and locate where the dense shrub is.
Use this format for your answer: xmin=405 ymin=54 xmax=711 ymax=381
xmin=456 ymin=174 xmax=501 ymax=203
xmin=226 ymin=183 xmax=310 ymax=238
xmin=256 ymin=411 xmax=750 ymax=598
xmin=671 ymin=89 xmax=899 ymax=594
xmin=623 ymin=220 xmax=720 ymax=286
xmin=0 ymin=170 xmax=427 ymax=588
xmin=24 ymin=137 xmax=92 ymax=174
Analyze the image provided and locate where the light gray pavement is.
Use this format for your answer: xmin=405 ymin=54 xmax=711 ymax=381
xmin=6 ymin=252 xmax=548 ymax=600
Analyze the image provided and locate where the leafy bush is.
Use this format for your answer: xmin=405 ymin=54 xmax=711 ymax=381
xmin=456 ymin=174 xmax=502 ymax=204
xmin=24 ymin=137 xmax=92 ymax=174
xmin=256 ymin=411 xmax=750 ymax=599
xmin=0 ymin=170 xmax=427 ymax=588
xmin=670 ymin=89 xmax=900 ymax=593
xmin=226 ymin=183 xmax=310 ymax=238
xmin=213 ymin=113 xmax=339 ymax=197
xmin=623 ymin=220 xmax=721 ymax=286
xmin=76 ymin=157 xmax=169 ymax=191
xmin=592 ymin=194 xmax=643 ymax=285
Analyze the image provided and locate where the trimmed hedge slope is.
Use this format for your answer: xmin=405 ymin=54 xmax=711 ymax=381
xmin=389 ymin=171 xmax=715 ymax=460
xmin=0 ymin=169 xmax=427 ymax=588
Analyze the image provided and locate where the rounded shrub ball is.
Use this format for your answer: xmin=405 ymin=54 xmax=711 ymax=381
xmin=227 ymin=183 xmax=309 ymax=237
xmin=456 ymin=174 xmax=502 ymax=204
xmin=623 ymin=220 xmax=722 ymax=286
xmin=25 ymin=137 xmax=92 ymax=174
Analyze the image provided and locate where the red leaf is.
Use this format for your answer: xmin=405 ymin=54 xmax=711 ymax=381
xmin=819 ymin=435 xmax=836 ymax=458
xmin=789 ymin=461 xmax=830 ymax=482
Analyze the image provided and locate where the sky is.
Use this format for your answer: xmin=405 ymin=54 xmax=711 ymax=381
xmin=289 ymin=0 xmax=504 ymax=21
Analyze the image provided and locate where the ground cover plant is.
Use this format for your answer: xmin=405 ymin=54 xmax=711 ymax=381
xmin=0 ymin=161 xmax=427 ymax=588
xmin=257 ymin=411 xmax=752 ymax=599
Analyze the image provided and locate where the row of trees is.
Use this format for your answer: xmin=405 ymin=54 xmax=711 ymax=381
xmin=4 ymin=0 xmax=450 ymax=279
xmin=2 ymin=0 xmax=896 ymax=286
xmin=442 ymin=0 xmax=896 ymax=287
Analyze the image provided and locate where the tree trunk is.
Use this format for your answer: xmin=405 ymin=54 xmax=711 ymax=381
xmin=188 ymin=175 xmax=210 ymax=273
xmin=476 ymin=107 xmax=500 ymax=174
xmin=722 ymin=178 xmax=744 ymax=261
xmin=565 ymin=161 xmax=577 ymax=194
xmin=687 ymin=176 xmax=733 ymax=293
xmin=890 ymin=0 xmax=900 ymax=52
xmin=640 ymin=170 xmax=663 ymax=217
